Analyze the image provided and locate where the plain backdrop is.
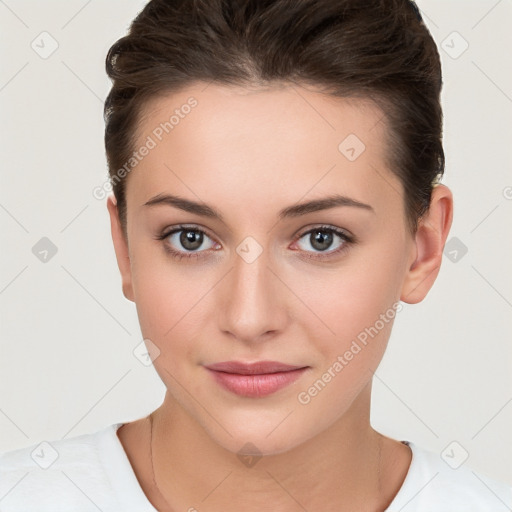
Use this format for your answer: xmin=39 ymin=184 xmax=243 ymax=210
xmin=1 ymin=0 xmax=511 ymax=486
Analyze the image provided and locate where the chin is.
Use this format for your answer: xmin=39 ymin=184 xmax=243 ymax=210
xmin=221 ymin=431 xmax=304 ymax=458
xmin=201 ymin=411 xmax=316 ymax=458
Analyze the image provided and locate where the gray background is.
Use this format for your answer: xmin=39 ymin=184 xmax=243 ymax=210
xmin=1 ymin=0 xmax=511 ymax=485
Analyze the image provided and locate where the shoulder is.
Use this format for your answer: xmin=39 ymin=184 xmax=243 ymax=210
xmin=0 ymin=423 xmax=123 ymax=512
xmin=386 ymin=441 xmax=512 ymax=512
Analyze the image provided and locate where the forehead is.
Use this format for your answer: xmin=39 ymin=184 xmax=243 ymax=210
xmin=127 ymin=82 xmax=401 ymax=219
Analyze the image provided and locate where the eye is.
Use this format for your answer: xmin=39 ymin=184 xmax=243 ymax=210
xmin=157 ymin=225 xmax=220 ymax=260
xmin=292 ymin=225 xmax=354 ymax=258
xmin=156 ymin=224 xmax=354 ymax=262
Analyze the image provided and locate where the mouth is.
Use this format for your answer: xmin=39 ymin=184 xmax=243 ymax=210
xmin=204 ymin=361 xmax=309 ymax=398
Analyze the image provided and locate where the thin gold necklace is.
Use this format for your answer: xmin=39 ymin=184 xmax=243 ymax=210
xmin=148 ymin=412 xmax=175 ymax=512
xmin=148 ymin=412 xmax=383 ymax=511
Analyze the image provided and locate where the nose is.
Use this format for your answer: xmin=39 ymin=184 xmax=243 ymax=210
xmin=217 ymin=242 xmax=289 ymax=344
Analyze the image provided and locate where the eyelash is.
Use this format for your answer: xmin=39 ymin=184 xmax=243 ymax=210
xmin=155 ymin=224 xmax=355 ymax=262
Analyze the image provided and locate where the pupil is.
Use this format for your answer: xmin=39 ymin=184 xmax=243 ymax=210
xmin=311 ymin=230 xmax=332 ymax=251
xmin=180 ymin=230 xmax=203 ymax=250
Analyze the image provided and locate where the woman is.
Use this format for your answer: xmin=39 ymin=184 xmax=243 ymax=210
xmin=1 ymin=0 xmax=510 ymax=510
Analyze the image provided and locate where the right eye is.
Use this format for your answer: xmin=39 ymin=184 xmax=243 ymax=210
xmin=157 ymin=225 xmax=221 ymax=260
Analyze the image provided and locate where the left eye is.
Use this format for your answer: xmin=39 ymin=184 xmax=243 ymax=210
xmin=295 ymin=227 xmax=350 ymax=253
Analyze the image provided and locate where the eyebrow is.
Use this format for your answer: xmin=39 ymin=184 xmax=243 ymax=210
xmin=143 ymin=193 xmax=374 ymax=221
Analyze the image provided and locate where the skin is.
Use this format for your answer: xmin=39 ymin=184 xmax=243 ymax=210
xmin=107 ymin=82 xmax=453 ymax=511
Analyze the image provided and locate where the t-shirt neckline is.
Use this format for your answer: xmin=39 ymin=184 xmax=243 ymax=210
xmin=98 ymin=422 xmax=159 ymax=511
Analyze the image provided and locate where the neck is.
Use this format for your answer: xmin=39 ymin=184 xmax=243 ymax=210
xmin=148 ymin=385 xmax=392 ymax=512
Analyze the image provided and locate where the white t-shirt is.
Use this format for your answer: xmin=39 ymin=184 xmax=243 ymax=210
xmin=0 ymin=423 xmax=510 ymax=511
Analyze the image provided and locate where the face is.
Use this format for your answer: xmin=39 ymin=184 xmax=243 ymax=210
xmin=109 ymin=82 xmax=424 ymax=455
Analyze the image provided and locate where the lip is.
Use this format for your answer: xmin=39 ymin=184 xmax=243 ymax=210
xmin=205 ymin=360 xmax=308 ymax=398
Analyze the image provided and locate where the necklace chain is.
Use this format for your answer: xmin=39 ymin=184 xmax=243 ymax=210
xmin=149 ymin=412 xmax=176 ymax=512
xmin=148 ymin=413 xmax=383 ymax=511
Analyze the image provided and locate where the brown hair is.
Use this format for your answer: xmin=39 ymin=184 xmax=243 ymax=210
xmin=104 ymin=0 xmax=444 ymax=235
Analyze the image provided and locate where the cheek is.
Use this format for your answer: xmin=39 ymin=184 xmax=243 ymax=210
xmin=130 ymin=247 xmax=220 ymax=376
xmin=130 ymin=261 xmax=215 ymax=424
xmin=133 ymin=270 xmax=203 ymax=398
xmin=294 ymin=252 xmax=404 ymax=357
xmin=294 ymin=266 xmax=401 ymax=419
xmin=130 ymin=247 xmax=193 ymax=347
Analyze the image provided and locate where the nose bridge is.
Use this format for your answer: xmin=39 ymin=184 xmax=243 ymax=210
xmin=218 ymin=237 xmax=287 ymax=342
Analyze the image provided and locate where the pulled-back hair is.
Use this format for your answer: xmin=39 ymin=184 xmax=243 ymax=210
xmin=104 ymin=0 xmax=444 ymax=235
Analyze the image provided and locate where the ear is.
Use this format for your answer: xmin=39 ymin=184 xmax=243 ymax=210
xmin=400 ymin=184 xmax=453 ymax=304
xmin=107 ymin=195 xmax=135 ymax=302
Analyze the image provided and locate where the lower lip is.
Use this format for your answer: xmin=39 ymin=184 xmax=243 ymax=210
xmin=206 ymin=368 xmax=308 ymax=398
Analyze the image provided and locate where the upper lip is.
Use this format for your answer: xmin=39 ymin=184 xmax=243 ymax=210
xmin=205 ymin=361 xmax=307 ymax=375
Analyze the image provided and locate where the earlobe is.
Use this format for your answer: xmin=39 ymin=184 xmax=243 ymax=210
xmin=106 ymin=195 xmax=135 ymax=302
xmin=400 ymin=184 xmax=453 ymax=304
